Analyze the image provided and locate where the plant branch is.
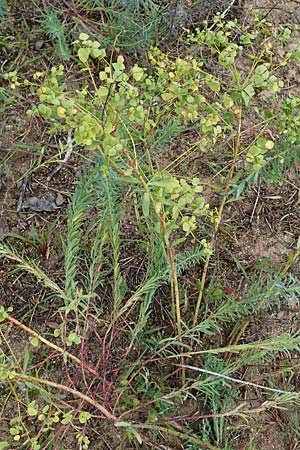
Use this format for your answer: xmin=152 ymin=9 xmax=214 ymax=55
xmin=192 ymin=108 xmax=243 ymax=329
xmin=10 ymin=371 xmax=116 ymax=421
xmin=7 ymin=315 xmax=100 ymax=378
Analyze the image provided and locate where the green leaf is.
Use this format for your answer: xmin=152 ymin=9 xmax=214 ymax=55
xmin=241 ymin=84 xmax=255 ymax=106
xmin=27 ymin=401 xmax=38 ymax=417
xmin=56 ymin=106 xmax=66 ymax=118
xmin=61 ymin=413 xmax=73 ymax=425
xmin=255 ymin=64 xmax=269 ymax=77
xmin=132 ymin=65 xmax=144 ymax=81
xmin=247 ymin=145 xmax=261 ymax=157
xmin=149 ymin=179 xmax=172 ymax=188
xmin=9 ymin=428 xmax=19 ymax=436
xmin=79 ymin=33 xmax=89 ymax=41
xmin=66 ymin=331 xmax=80 ymax=346
xmin=29 ymin=336 xmax=39 ymax=348
xmin=97 ymin=86 xmax=109 ymax=98
xmin=142 ymin=192 xmax=150 ymax=217
xmin=128 ymin=427 xmax=143 ymax=444
xmin=23 ymin=347 xmax=31 ymax=371
xmin=241 ymin=91 xmax=250 ymax=107
xmin=291 ymin=50 xmax=300 ymax=62
xmin=181 ymin=216 xmax=196 ymax=233
xmin=205 ymin=75 xmax=220 ymax=92
xmin=161 ymin=92 xmax=173 ymax=101
xmin=99 ymin=71 xmax=107 ymax=80
xmin=78 ymin=47 xmax=90 ymax=63
xmin=172 ymin=204 xmax=180 ymax=220
xmin=172 ymin=236 xmax=186 ymax=247
xmin=91 ymin=48 xmax=105 ymax=59
xmin=78 ymin=412 xmax=91 ymax=424
xmin=91 ymin=41 xmax=100 ymax=49
xmin=0 ymin=442 xmax=10 ymax=450
xmin=113 ymin=55 xmax=125 ymax=71
xmin=115 ymin=421 xmax=132 ymax=427
xmin=74 ymin=334 xmax=81 ymax=344
xmin=265 ymin=140 xmax=274 ymax=149
xmin=0 ymin=306 xmax=8 ymax=322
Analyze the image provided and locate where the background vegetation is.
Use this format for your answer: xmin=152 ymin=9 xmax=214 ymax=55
xmin=1 ymin=1 xmax=300 ymax=449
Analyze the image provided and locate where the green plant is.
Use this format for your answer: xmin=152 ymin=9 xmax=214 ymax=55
xmin=0 ymin=0 xmax=8 ymax=20
xmin=2 ymin=167 xmax=300 ymax=449
xmin=2 ymin=10 xmax=300 ymax=450
xmin=0 ymin=86 xmax=17 ymax=113
xmin=42 ymin=10 xmax=71 ymax=61
xmin=78 ymin=0 xmax=171 ymax=50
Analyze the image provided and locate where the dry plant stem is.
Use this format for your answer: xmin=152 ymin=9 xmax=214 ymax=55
xmin=192 ymin=109 xmax=242 ymax=329
xmin=7 ymin=315 xmax=99 ymax=378
xmin=119 ymin=150 xmax=185 ymax=379
xmin=11 ymin=372 xmax=116 ymax=421
xmin=179 ymin=364 xmax=299 ymax=396
xmin=166 ymin=241 xmax=185 ymax=384
xmin=166 ymin=242 xmax=182 ymax=337
xmin=224 ymin=318 xmax=250 ymax=362
xmin=121 ymin=151 xmax=183 ymax=338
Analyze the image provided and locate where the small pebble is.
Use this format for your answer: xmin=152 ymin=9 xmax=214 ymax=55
xmin=55 ymin=192 xmax=65 ymax=206
xmin=35 ymin=40 xmax=44 ymax=51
